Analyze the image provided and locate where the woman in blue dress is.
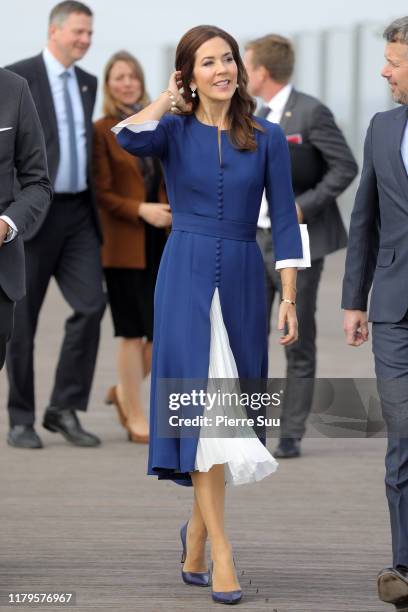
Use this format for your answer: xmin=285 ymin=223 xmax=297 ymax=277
xmin=113 ymin=25 xmax=309 ymax=606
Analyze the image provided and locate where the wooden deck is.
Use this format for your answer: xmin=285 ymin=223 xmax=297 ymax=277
xmin=0 ymin=251 xmax=392 ymax=612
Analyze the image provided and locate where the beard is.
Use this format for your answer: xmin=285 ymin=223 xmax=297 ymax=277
xmin=391 ymin=87 xmax=408 ymax=105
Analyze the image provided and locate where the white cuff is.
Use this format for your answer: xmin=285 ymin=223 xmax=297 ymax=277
xmin=0 ymin=215 xmax=18 ymax=243
xmin=111 ymin=120 xmax=159 ymax=135
xmin=275 ymin=224 xmax=311 ymax=270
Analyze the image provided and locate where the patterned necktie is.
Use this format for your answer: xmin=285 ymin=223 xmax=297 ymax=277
xmin=60 ymin=71 xmax=79 ymax=192
xmin=257 ymin=105 xmax=271 ymax=119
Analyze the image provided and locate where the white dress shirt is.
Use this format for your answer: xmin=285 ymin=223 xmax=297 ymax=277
xmin=258 ymin=84 xmax=293 ymax=229
xmin=42 ymin=47 xmax=87 ymax=193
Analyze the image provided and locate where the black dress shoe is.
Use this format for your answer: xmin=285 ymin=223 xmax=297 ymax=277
xmin=274 ymin=438 xmax=301 ymax=459
xmin=7 ymin=425 xmax=43 ymax=449
xmin=43 ymin=407 xmax=101 ymax=447
xmin=378 ymin=566 xmax=408 ymax=610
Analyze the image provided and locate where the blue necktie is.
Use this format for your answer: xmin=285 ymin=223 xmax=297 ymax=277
xmin=61 ymin=71 xmax=79 ymax=192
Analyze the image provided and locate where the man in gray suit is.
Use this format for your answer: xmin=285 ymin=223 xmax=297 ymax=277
xmin=244 ymin=35 xmax=358 ymax=458
xmin=343 ymin=17 xmax=408 ymax=612
xmin=0 ymin=68 xmax=51 ymax=372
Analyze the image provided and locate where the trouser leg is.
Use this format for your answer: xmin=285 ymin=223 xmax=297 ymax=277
xmin=256 ymin=228 xmax=278 ymax=336
xmin=280 ymin=259 xmax=324 ymax=439
xmin=373 ymin=319 xmax=408 ymax=567
xmin=50 ymin=206 xmax=105 ymax=411
xmin=6 ymin=237 xmax=55 ymax=426
xmin=0 ymin=286 xmax=14 ymax=371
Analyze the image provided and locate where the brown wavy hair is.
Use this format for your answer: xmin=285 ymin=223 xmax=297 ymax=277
xmin=103 ymin=50 xmax=150 ymax=119
xmin=175 ymin=25 xmax=263 ymax=151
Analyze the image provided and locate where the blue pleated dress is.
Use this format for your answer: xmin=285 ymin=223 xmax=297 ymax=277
xmin=114 ymin=114 xmax=306 ymax=486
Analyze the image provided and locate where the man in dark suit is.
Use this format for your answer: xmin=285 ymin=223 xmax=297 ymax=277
xmin=0 ymin=69 xmax=51 ymax=371
xmin=343 ymin=17 xmax=408 ymax=611
xmin=244 ymin=34 xmax=358 ymax=458
xmin=6 ymin=0 xmax=106 ymax=449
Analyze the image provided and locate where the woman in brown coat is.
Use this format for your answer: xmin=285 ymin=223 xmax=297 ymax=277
xmin=93 ymin=51 xmax=171 ymax=443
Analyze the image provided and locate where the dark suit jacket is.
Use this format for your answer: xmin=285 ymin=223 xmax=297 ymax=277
xmin=93 ymin=116 xmax=167 ymax=268
xmin=0 ymin=68 xmax=51 ymax=301
xmin=342 ymin=105 xmax=408 ymax=323
xmin=279 ymin=88 xmax=358 ymax=260
xmin=6 ymin=53 xmax=102 ymax=241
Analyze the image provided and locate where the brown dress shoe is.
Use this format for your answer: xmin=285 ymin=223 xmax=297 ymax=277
xmin=378 ymin=567 xmax=408 ymax=610
xmin=105 ymin=386 xmax=127 ymax=428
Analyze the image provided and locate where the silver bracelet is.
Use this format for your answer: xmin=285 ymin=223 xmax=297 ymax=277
xmin=281 ymin=298 xmax=296 ymax=306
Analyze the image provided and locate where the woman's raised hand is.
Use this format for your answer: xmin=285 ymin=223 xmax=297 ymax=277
xmin=167 ymin=71 xmax=192 ymax=113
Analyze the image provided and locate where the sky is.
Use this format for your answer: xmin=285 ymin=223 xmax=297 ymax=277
xmin=4 ymin=0 xmax=408 ymax=47
xmin=3 ymin=0 xmax=407 ymax=99
xmin=3 ymin=0 xmax=405 ymax=219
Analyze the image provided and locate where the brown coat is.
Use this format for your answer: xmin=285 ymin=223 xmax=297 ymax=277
xmin=93 ymin=116 xmax=167 ymax=268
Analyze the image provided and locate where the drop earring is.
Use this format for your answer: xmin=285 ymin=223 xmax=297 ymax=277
xmin=191 ymin=87 xmax=197 ymax=98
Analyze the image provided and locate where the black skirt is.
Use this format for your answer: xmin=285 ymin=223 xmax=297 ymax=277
xmin=104 ymin=222 xmax=167 ymax=340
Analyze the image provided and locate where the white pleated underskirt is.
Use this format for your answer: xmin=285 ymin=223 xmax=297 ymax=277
xmin=195 ymin=288 xmax=278 ymax=486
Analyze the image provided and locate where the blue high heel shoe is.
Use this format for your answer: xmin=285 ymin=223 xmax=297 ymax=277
xmin=210 ymin=561 xmax=243 ymax=605
xmin=180 ymin=522 xmax=210 ymax=587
